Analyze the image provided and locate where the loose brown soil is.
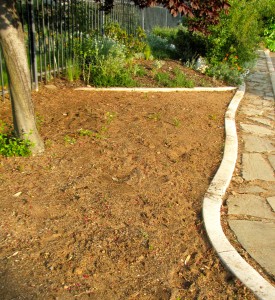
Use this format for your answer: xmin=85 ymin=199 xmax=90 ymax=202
xmin=0 ymin=72 xmax=256 ymax=299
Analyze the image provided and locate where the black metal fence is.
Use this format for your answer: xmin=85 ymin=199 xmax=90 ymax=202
xmin=0 ymin=0 xmax=181 ymax=98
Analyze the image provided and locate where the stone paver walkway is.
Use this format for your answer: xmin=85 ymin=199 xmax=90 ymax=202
xmin=227 ymin=50 xmax=275 ymax=280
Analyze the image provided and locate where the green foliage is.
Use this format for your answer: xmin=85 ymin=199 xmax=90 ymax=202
xmin=64 ymin=135 xmax=76 ymax=145
xmin=154 ymin=72 xmax=170 ymax=86
xmin=207 ymin=1 xmax=258 ymax=67
xmin=205 ymin=62 xmax=243 ymax=86
xmin=147 ymin=32 xmax=178 ymax=59
xmin=172 ymin=68 xmax=195 ymax=87
xmin=149 ymin=25 xmax=207 ymax=62
xmin=74 ymin=36 xmax=136 ymax=87
xmin=173 ymin=28 xmax=208 ymax=62
xmin=73 ymin=23 xmax=150 ymax=87
xmin=151 ymin=26 xmax=179 ymax=43
xmin=77 ymin=112 xmax=116 ymax=140
xmin=154 ymin=68 xmax=194 ymax=87
xmin=104 ymin=22 xmax=147 ymax=57
xmin=264 ymin=18 xmax=275 ymax=52
xmin=66 ymin=58 xmax=81 ymax=81
xmin=0 ymin=121 xmax=32 ymax=157
xmin=195 ymin=0 xmax=275 ymax=84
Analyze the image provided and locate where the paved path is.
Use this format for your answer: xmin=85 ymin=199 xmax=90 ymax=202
xmin=227 ymin=50 xmax=275 ymax=280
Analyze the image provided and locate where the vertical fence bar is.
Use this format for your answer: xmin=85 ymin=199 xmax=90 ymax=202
xmin=51 ymin=0 xmax=56 ymax=78
xmin=41 ymin=0 xmax=47 ymax=82
xmin=27 ymin=0 xmax=38 ymax=91
xmin=36 ymin=0 xmax=42 ymax=82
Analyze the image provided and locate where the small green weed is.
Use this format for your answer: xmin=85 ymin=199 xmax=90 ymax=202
xmin=147 ymin=112 xmax=161 ymax=121
xmin=64 ymin=135 xmax=76 ymax=145
xmin=0 ymin=121 xmax=32 ymax=157
xmin=78 ymin=129 xmax=93 ymax=137
xmin=208 ymin=114 xmax=217 ymax=120
xmin=172 ymin=117 xmax=181 ymax=127
xmin=105 ymin=111 xmax=117 ymax=124
xmin=35 ymin=113 xmax=44 ymax=130
xmin=153 ymin=60 xmax=165 ymax=69
xmin=77 ymin=112 xmax=117 ymax=140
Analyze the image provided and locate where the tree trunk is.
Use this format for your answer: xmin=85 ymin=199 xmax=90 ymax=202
xmin=0 ymin=0 xmax=44 ymax=154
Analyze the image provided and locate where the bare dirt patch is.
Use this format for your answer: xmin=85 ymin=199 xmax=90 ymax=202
xmin=0 ymin=86 xmax=256 ymax=299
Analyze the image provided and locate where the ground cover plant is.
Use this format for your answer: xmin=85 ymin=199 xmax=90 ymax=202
xmin=0 ymin=121 xmax=32 ymax=157
xmin=0 ymin=86 xmax=258 ymax=299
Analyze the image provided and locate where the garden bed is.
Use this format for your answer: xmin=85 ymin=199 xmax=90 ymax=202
xmin=0 ymin=85 xmax=256 ymax=299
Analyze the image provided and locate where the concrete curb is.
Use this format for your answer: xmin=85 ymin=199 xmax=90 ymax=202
xmin=264 ymin=49 xmax=275 ymax=97
xmin=75 ymin=87 xmax=236 ymax=92
xmin=202 ymin=83 xmax=275 ymax=299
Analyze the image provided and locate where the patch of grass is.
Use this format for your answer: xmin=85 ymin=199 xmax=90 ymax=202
xmin=66 ymin=58 xmax=81 ymax=81
xmin=0 ymin=121 xmax=32 ymax=157
xmin=154 ymin=72 xmax=170 ymax=87
xmin=154 ymin=68 xmax=195 ymax=88
xmin=172 ymin=68 xmax=195 ymax=88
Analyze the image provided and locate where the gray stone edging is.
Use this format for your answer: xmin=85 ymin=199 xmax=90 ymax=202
xmin=202 ymin=83 xmax=275 ymax=299
xmin=264 ymin=49 xmax=275 ymax=97
xmin=75 ymin=87 xmax=236 ymax=92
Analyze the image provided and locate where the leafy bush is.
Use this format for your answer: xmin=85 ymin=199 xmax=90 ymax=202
xmin=151 ymin=26 xmax=179 ymax=43
xmin=74 ymin=36 xmax=137 ymax=87
xmin=206 ymin=0 xmax=260 ymax=69
xmin=173 ymin=28 xmax=208 ymax=62
xmin=205 ymin=63 xmax=243 ymax=86
xmin=147 ymin=33 xmax=177 ymax=59
xmin=104 ymin=22 xmax=147 ymax=57
xmin=0 ymin=121 xmax=32 ymax=157
xmin=264 ymin=18 xmax=275 ymax=52
xmin=72 ymin=22 xmax=153 ymax=87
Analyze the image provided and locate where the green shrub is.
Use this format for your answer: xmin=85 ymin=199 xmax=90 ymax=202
xmin=73 ymin=23 xmax=152 ymax=86
xmin=147 ymin=33 xmax=177 ymax=59
xmin=74 ymin=36 xmax=137 ymax=87
xmin=205 ymin=63 xmax=243 ymax=86
xmin=205 ymin=0 xmax=274 ymax=69
xmin=264 ymin=18 xmax=275 ymax=52
xmin=104 ymin=22 xmax=147 ymax=57
xmin=0 ymin=121 xmax=32 ymax=157
xmin=173 ymin=28 xmax=208 ymax=62
xmin=151 ymin=26 xmax=179 ymax=43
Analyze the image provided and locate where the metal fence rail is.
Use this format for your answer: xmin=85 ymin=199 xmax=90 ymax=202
xmin=0 ymin=0 xmax=181 ymax=99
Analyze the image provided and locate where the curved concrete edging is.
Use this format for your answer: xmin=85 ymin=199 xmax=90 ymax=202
xmin=202 ymin=84 xmax=275 ymax=299
xmin=264 ymin=49 xmax=275 ymax=97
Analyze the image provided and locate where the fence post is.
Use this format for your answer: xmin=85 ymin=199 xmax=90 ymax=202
xmin=27 ymin=0 xmax=38 ymax=91
xmin=141 ymin=9 xmax=144 ymax=30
